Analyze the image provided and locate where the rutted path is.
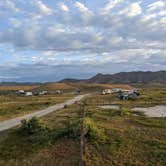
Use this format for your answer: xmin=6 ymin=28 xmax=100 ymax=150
xmin=0 ymin=94 xmax=89 ymax=132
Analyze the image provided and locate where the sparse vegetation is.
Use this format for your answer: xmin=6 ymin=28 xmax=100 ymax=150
xmin=84 ymin=118 xmax=106 ymax=142
xmin=18 ymin=117 xmax=47 ymax=135
xmin=0 ymin=85 xmax=39 ymax=91
xmin=0 ymin=102 xmax=83 ymax=165
xmin=83 ymin=85 xmax=166 ymax=166
xmin=0 ymin=83 xmax=165 ymax=165
xmin=0 ymin=93 xmax=74 ymax=120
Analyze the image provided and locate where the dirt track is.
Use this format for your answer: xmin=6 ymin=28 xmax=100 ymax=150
xmin=0 ymin=94 xmax=89 ymax=132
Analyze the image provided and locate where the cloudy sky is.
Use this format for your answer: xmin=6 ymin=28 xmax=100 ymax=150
xmin=0 ymin=0 xmax=166 ymax=82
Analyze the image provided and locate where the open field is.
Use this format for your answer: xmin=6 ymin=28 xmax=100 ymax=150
xmin=86 ymin=86 xmax=166 ymax=108
xmin=0 ymin=83 xmax=165 ymax=165
xmin=0 ymin=94 xmax=74 ymax=121
xmin=33 ymin=82 xmax=133 ymax=93
xmin=83 ymin=93 xmax=166 ymax=165
xmin=0 ymin=83 xmax=132 ymax=121
xmin=0 ymin=102 xmax=83 ymax=165
xmin=0 ymin=94 xmax=87 ymax=132
xmin=0 ymin=85 xmax=39 ymax=91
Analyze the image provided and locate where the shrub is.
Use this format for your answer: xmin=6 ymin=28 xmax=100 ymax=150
xmin=63 ymin=120 xmax=81 ymax=138
xmin=18 ymin=117 xmax=46 ymax=135
xmin=84 ymin=118 xmax=106 ymax=142
xmin=64 ymin=104 xmax=68 ymax=108
xmin=16 ymin=117 xmax=82 ymax=149
xmin=110 ymin=108 xmax=130 ymax=117
xmin=44 ymin=102 xmax=50 ymax=105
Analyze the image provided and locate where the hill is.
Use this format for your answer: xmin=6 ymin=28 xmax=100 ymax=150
xmin=60 ymin=70 xmax=166 ymax=84
xmin=34 ymin=82 xmax=132 ymax=93
xmin=0 ymin=82 xmax=41 ymax=86
xmin=59 ymin=78 xmax=85 ymax=83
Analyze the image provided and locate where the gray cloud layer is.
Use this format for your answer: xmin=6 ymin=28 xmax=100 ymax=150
xmin=0 ymin=0 xmax=166 ymax=81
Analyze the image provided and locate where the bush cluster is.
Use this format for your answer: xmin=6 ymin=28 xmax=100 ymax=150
xmin=18 ymin=117 xmax=47 ymax=135
xmin=84 ymin=118 xmax=106 ymax=142
xmin=108 ymin=108 xmax=130 ymax=117
xmin=17 ymin=117 xmax=81 ymax=147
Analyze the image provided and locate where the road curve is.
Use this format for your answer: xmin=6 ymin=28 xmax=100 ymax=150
xmin=0 ymin=94 xmax=89 ymax=132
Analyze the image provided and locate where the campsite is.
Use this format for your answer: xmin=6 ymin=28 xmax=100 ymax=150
xmin=0 ymin=82 xmax=165 ymax=165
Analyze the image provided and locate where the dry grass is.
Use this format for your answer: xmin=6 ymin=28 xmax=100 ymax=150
xmin=36 ymin=82 xmax=133 ymax=93
xmin=69 ymin=83 xmax=133 ymax=93
xmin=0 ymin=85 xmax=39 ymax=91
xmin=20 ymin=139 xmax=81 ymax=166
xmin=0 ymin=103 xmax=83 ymax=165
xmin=43 ymin=83 xmax=75 ymax=90
xmin=0 ymin=94 xmax=74 ymax=121
xmin=0 ymin=84 xmax=165 ymax=165
xmin=0 ymin=82 xmax=133 ymax=93
xmin=83 ymin=86 xmax=166 ymax=166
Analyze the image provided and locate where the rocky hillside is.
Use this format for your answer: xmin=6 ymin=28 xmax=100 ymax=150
xmin=60 ymin=71 xmax=166 ymax=84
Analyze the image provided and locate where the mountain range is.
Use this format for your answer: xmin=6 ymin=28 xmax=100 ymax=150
xmin=60 ymin=70 xmax=166 ymax=84
xmin=0 ymin=71 xmax=166 ymax=86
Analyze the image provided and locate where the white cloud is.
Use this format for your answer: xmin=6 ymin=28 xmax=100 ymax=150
xmin=74 ymin=1 xmax=90 ymax=13
xmin=58 ymin=3 xmax=69 ymax=12
xmin=158 ymin=10 xmax=166 ymax=16
xmin=102 ymin=0 xmax=123 ymax=13
xmin=118 ymin=2 xmax=142 ymax=17
xmin=0 ymin=0 xmax=166 ymax=74
xmin=43 ymin=50 xmax=56 ymax=57
xmin=0 ymin=0 xmax=20 ymax=12
xmin=129 ymin=3 xmax=142 ymax=16
xmin=160 ymin=17 xmax=166 ymax=24
xmin=31 ymin=56 xmax=38 ymax=62
xmin=29 ymin=13 xmax=42 ymax=20
xmin=35 ymin=0 xmax=53 ymax=15
xmin=148 ymin=1 xmax=165 ymax=11
xmin=141 ymin=14 xmax=157 ymax=22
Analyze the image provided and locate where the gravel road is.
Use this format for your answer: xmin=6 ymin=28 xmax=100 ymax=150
xmin=0 ymin=94 xmax=89 ymax=132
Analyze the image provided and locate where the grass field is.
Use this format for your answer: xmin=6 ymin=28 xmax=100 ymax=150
xmin=83 ymin=96 xmax=166 ymax=165
xmin=0 ymin=102 xmax=83 ymax=165
xmin=0 ymin=85 xmax=39 ymax=91
xmin=0 ymin=83 xmax=165 ymax=165
xmin=0 ymin=82 xmax=133 ymax=120
xmin=0 ymin=94 xmax=74 ymax=121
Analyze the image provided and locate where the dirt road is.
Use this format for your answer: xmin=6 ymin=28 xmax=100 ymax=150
xmin=0 ymin=94 xmax=89 ymax=132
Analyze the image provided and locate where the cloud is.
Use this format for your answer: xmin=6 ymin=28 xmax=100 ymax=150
xmin=58 ymin=3 xmax=69 ymax=12
xmin=35 ymin=0 xmax=53 ymax=15
xmin=128 ymin=3 xmax=142 ymax=17
xmin=0 ymin=60 xmax=165 ymax=82
xmin=158 ymin=10 xmax=166 ymax=16
xmin=74 ymin=1 xmax=90 ymax=13
xmin=119 ymin=2 xmax=142 ymax=17
xmin=43 ymin=50 xmax=56 ymax=57
xmin=0 ymin=0 xmax=20 ymax=13
xmin=0 ymin=0 xmax=166 ymax=81
xmin=102 ymin=0 xmax=123 ymax=13
xmin=148 ymin=1 xmax=165 ymax=11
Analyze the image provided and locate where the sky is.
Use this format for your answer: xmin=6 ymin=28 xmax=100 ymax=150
xmin=0 ymin=0 xmax=166 ymax=82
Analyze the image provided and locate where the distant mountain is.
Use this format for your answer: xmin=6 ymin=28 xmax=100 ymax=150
xmin=0 ymin=82 xmax=42 ymax=86
xmin=1 ymin=71 xmax=166 ymax=85
xmin=60 ymin=71 xmax=166 ymax=84
xmin=59 ymin=78 xmax=85 ymax=83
